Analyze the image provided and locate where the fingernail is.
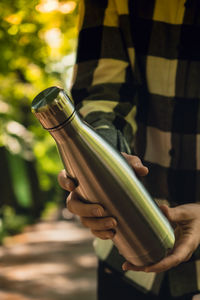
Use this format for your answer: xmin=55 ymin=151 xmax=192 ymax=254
xmin=92 ymin=208 xmax=102 ymax=217
xmin=65 ymin=180 xmax=74 ymax=191
xmin=122 ymin=264 xmax=127 ymax=271
xmin=105 ymin=220 xmax=116 ymax=228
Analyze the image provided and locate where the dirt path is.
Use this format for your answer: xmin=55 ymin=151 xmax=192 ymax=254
xmin=0 ymin=220 xmax=97 ymax=300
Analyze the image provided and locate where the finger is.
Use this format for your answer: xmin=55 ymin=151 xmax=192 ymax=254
xmin=58 ymin=169 xmax=76 ymax=191
xmin=80 ymin=216 xmax=117 ymax=231
xmin=91 ymin=229 xmax=116 ymax=240
xmin=121 ymin=153 xmax=149 ymax=176
xmin=122 ymin=261 xmax=147 ymax=272
xmin=122 ymin=253 xmax=179 ymax=273
xmin=144 ymin=255 xmax=183 ymax=273
xmin=122 ymin=235 xmax=195 ymax=273
xmin=67 ymin=192 xmax=105 ymax=217
xmin=159 ymin=204 xmax=193 ymax=223
xmin=143 ymin=241 xmax=195 ymax=273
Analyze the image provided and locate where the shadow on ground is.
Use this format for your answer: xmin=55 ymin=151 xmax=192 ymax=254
xmin=0 ymin=220 xmax=97 ymax=300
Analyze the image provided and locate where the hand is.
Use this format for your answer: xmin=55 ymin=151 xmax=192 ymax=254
xmin=58 ymin=153 xmax=148 ymax=239
xmin=122 ymin=203 xmax=200 ymax=273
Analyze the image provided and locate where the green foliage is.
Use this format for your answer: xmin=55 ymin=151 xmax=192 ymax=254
xmin=0 ymin=206 xmax=31 ymax=240
xmin=0 ymin=0 xmax=79 ymax=241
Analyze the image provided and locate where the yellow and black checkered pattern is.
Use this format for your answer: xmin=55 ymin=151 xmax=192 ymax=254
xmin=71 ymin=0 xmax=200 ymax=297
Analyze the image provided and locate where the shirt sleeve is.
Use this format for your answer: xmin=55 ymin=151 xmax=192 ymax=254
xmin=71 ymin=0 xmax=137 ymax=153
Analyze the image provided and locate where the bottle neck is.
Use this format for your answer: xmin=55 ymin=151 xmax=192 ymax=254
xmin=47 ymin=111 xmax=83 ymax=143
xmin=46 ymin=110 xmax=77 ymax=132
xmin=32 ymin=87 xmax=75 ymax=130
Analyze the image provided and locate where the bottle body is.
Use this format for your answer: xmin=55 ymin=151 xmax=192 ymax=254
xmin=49 ymin=112 xmax=174 ymax=266
xmin=32 ymin=86 xmax=175 ymax=267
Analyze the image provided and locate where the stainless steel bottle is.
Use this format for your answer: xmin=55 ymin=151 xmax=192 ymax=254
xmin=31 ymin=86 xmax=175 ymax=266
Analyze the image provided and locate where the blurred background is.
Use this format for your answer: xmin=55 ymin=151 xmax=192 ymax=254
xmin=0 ymin=0 xmax=97 ymax=299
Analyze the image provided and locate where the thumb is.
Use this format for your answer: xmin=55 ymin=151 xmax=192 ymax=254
xmin=160 ymin=204 xmax=190 ymax=223
xmin=121 ymin=152 xmax=149 ymax=176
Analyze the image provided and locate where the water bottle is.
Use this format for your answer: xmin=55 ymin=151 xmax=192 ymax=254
xmin=31 ymin=86 xmax=175 ymax=266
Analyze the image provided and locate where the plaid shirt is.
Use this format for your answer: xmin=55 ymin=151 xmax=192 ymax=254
xmin=71 ymin=0 xmax=200 ymax=297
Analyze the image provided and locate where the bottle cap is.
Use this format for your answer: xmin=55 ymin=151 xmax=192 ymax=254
xmin=31 ymin=86 xmax=75 ymax=129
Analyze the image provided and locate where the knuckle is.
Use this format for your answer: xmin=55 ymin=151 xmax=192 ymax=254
xmin=131 ymin=155 xmax=141 ymax=164
xmin=90 ymin=204 xmax=103 ymax=217
xmin=104 ymin=217 xmax=117 ymax=229
xmin=132 ymin=155 xmax=141 ymax=161
xmin=177 ymin=207 xmax=190 ymax=220
xmin=58 ymin=171 xmax=76 ymax=191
